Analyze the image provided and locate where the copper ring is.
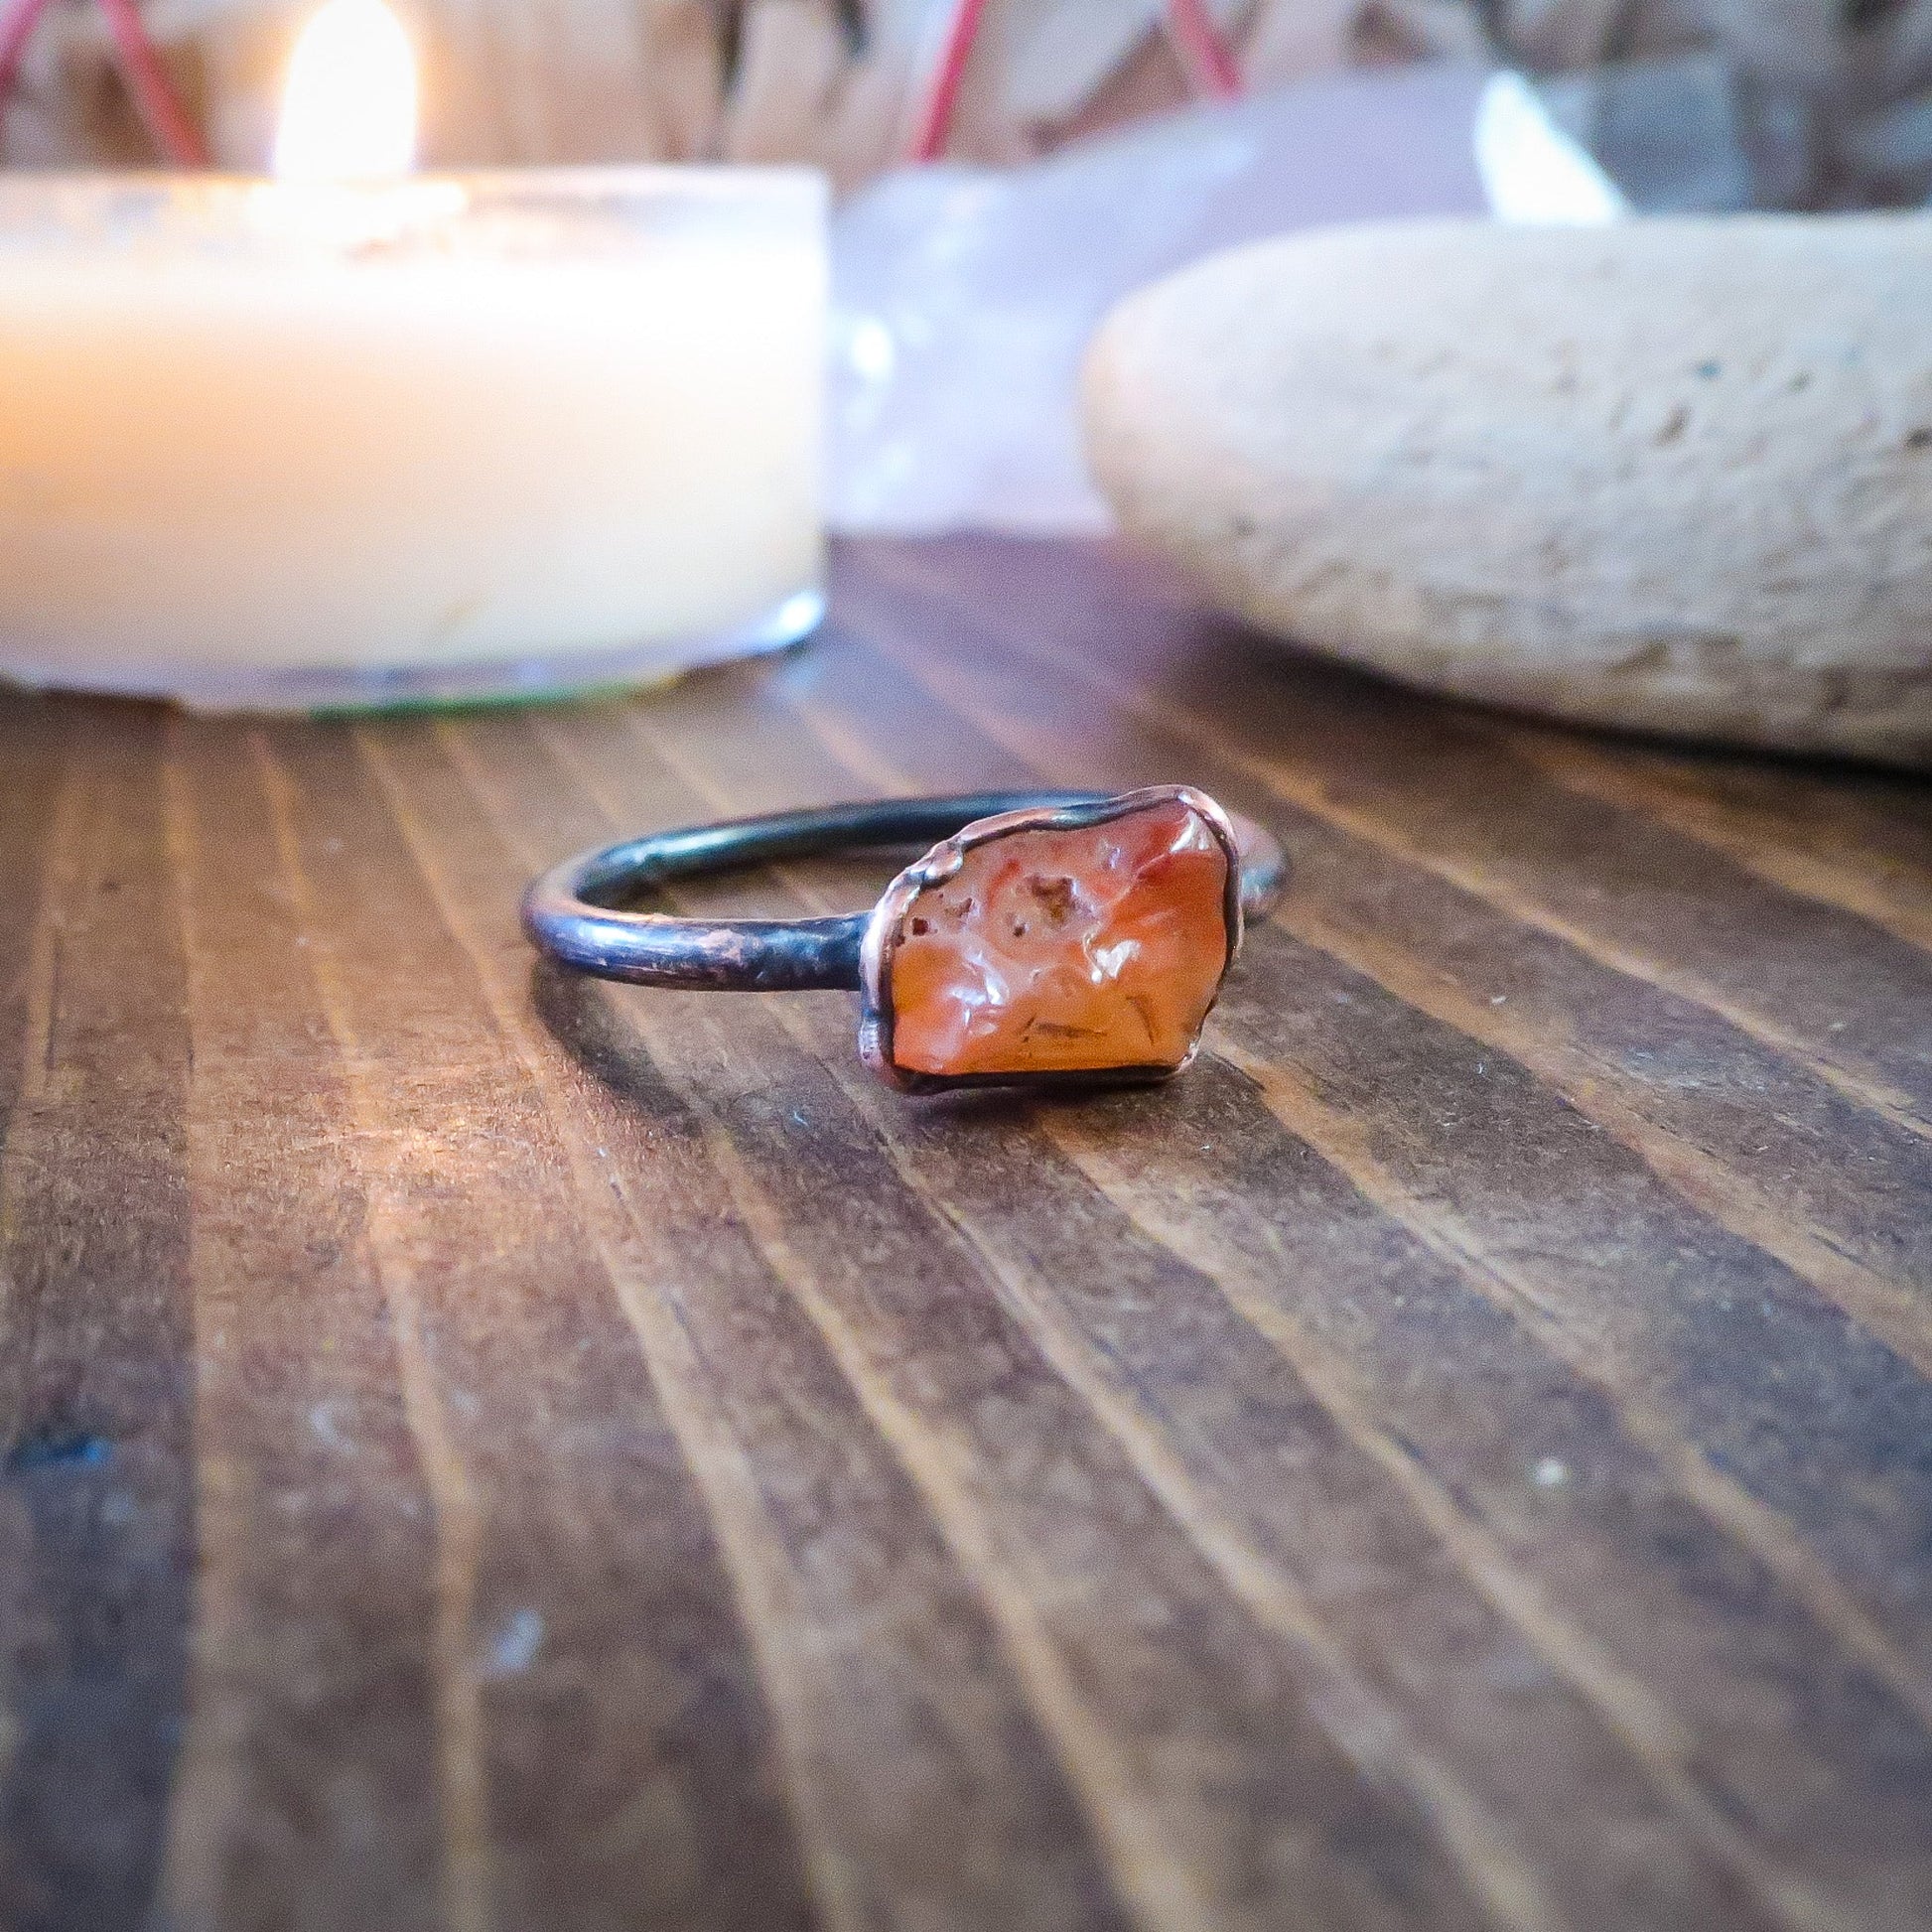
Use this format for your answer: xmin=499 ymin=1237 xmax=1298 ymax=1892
xmin=522 ymin=788 xmax=1287 ymax=1093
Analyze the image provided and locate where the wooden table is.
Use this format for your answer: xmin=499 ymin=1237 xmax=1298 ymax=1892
xmin=4 ymin=535 xmax=1932 ymax=1932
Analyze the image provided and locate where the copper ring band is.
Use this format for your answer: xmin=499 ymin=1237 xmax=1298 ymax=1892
xmin=522 ymin=788 xmax=1288 ymax=1092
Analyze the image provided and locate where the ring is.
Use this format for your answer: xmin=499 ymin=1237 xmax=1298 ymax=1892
xmin=522 ymin=787 xmax=1288 ymax=1094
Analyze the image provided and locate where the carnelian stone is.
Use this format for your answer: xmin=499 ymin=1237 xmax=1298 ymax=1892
xmin=888 ymin=799 xmax=1232 ymax=1078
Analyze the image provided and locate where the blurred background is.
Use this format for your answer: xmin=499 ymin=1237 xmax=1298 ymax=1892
xmin=3 ymin=0 xmax=1930 ymax=209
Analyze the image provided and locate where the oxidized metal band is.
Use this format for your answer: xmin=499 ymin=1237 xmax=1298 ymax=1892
xmin=522 ymin=788 xmax=1287 ymax=1093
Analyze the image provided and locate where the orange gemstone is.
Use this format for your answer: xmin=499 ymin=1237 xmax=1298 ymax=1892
xmin=886 ymin=799 xmax=1232 ymax=1079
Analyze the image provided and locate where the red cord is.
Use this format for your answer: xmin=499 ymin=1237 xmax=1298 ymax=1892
xmin=906 ymin=0 xmax=1242 ymax=166
xmin=96 ymin=0 xmax=208 ymax=164
xmin=904 ymin=0 xmax=990 ymax=163
xmin=1163 ymin=0 xmax=1243 ymax=100
xmin=0 ymin=0 xmax=56 ymax=98
xmin=0 ymin=0 xmax=207 ymax=165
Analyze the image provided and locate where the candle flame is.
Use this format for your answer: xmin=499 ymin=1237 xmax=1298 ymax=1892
xmin=273 ymin=0 xmax=417 ymax=182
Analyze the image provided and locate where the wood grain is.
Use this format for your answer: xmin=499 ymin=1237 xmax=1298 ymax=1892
xmin=2 ymin=536 xmax=1931 ymax=1932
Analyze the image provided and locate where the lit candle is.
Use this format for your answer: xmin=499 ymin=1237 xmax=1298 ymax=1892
xmin=0 ymin=0 xmax=826 ymax=709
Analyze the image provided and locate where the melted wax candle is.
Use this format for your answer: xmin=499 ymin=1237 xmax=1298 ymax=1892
xmin=0 ymin=0 xmax=825 ymax=708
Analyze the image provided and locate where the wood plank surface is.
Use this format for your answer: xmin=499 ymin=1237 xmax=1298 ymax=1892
xmin=3 ymin=534 xmax=1931 ymax=1932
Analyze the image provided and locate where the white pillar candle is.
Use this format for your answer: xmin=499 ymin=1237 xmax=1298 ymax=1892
xmin=0 ymin=2 xmax=826 ymax=710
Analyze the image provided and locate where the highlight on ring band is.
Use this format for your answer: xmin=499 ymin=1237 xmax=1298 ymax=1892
xmin=521 ymin=787 xmax=1288 ymax=1095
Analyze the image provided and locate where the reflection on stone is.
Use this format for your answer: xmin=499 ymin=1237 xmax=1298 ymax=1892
xmin=888 ymin=799 xmax=1231 ymax=1078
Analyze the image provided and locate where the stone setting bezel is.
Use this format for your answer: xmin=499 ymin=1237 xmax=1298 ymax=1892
xmin=857 ymin=784 xmax=1246 ymax=1095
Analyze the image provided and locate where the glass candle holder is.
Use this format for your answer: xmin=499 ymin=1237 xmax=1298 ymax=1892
xmin=0 ymin=169 xmax=826 ymax=711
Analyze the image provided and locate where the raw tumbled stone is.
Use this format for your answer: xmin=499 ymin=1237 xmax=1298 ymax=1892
xmin=886 ymin=799 xmax=1231 ymax=1079
xmin=1081 ymin=215 xmax=1932 ymax=767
